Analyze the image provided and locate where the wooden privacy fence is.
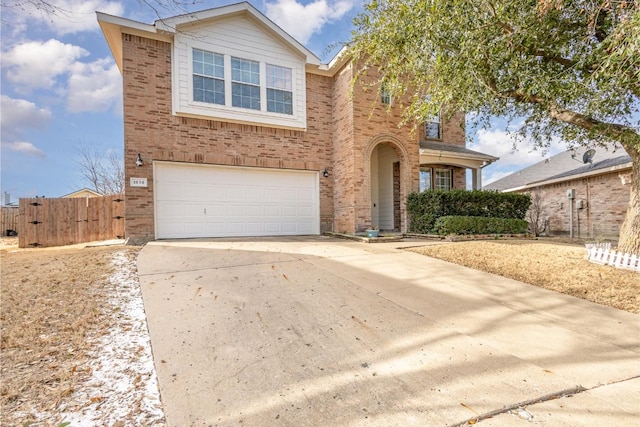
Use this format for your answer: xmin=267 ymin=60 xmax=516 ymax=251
xmin=1 ymin=206 xmax=20 ymax=236
xmin=18 ymin=195 xmax=125 ymax=248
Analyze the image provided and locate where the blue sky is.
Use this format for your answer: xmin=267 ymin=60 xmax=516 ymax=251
xmin=0 ymin=0 xmax=566 ymax=203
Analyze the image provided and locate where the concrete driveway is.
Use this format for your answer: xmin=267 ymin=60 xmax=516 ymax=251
xmin=137 ymin=236 xmax=639 ymax=426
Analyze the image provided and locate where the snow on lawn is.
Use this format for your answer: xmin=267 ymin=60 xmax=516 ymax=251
xmin=58 ymin=250 xmax=166 ymax=426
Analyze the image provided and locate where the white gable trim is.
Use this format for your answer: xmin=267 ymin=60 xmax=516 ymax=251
xmin=155 ymin=2 xmax=321 ymax=66
xmin=98 ymin=5 xmax=347 ymax=77
xmin=171 ymin=15 xmax=308 ymax=130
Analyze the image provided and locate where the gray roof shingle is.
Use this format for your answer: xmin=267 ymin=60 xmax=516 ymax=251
xmin=484 ymin=144 xmax=631 ymax=191
xmin=420 ymin=140 xmax=499 ymax=160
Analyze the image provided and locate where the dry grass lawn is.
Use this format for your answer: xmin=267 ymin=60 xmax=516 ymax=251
xmin=1 ymin=236 xmax=637 ymax=424
xmin=0 ymin=242 xmax=142 ymax=425
xmin=408 ymin=240 xmax=639 ymax=314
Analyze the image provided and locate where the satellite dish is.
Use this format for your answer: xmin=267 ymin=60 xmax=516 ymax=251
xmin=582 ymin=149 xmax=596 ymax=164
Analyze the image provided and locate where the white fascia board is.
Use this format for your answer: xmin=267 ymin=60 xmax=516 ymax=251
xmin=307 ymin=46 xmax=350 ymax=76
xmin=420 ymin=148 xmax=499 ymax=162
xmin=97 ymin=12 xmax=157 ymax=33
xmin=97 ymin=12 xmax=169 ymax=72
xmin=501 ymin=161 xmax=633 ymax=193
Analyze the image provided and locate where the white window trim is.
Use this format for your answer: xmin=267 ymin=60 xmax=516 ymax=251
xmin=230 ymin=56 xmax=262 ymax=111
xmin=173 ymin=39 xmax=306 ymax=130
xmin=265 ymin=63 xmax=294 ymax=115
xmin=434 ymin=168 xmax=452 ymax=191
xmin=425 ymin=115 xmax=442 ymax=140
xmin=420 ymin=167 xmax=453 ymax=191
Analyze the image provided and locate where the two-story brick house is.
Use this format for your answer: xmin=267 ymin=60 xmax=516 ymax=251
xmin=98 ymin=2 xmax=497 ymax=244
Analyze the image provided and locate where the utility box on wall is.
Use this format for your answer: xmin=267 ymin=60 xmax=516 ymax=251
xmin=566 ymin=189 xmax=575 ymax=199
xmin=576 ymin=199 xmax=585 ymax=209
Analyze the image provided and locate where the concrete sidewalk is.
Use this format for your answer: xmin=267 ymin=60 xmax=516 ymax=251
xmin=137 ymin=236 xmax=639 ymax=426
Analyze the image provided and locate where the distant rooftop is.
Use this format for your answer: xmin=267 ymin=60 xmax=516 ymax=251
xmin=484 ymin=143 xmax=631 ymax=192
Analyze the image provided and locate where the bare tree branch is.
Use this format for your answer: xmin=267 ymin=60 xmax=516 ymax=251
xmin=74 ymin=143 xmax=124 ymax=195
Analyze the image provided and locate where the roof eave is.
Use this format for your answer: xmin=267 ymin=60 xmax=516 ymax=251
xmin=500 ymin=161 xmax=633 ymax=192
xmin=97 ymin=12 xmax=165 ymax=73
xmin=419 ymin=148 xmax=499 ymax=163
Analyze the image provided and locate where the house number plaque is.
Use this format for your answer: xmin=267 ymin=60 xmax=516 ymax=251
xmin=130 ymin=177 xmax=148 ymax=187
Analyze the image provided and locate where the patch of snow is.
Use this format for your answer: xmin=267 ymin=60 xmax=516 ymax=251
xmin=58 ymin=250 xmax=166 ymax=426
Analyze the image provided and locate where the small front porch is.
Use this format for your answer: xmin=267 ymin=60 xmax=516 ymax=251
xmin=419 ymin=141 xmax=498 ymax=190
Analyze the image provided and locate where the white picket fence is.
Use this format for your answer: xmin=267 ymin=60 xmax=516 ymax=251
xmin=587 ymin=246 xmax=640 ymax=273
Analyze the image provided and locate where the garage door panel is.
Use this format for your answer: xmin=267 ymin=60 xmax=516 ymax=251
xmin=155 ymin=162 xmax=319 ymax=238
xmin=203 ymin=204 xmax=225 ymax=217
xmin=204 ymin=222 xmax=225 ymax=234
xmin=184 ymin=222 xmax=205 ymax=234
xmin=157 ymin=202 xmax=184 ymax=217
xmin=264 ymin=205 xmax=281 ymax=216
xmin=245 ymin=188 xmax=264 ymax=201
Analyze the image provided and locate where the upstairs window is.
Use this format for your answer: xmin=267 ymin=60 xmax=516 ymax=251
xmin=425 ymin=110 xmax=441 ymax=139
xmin=188 ymin=47 xmax=300 ymax=124
xmin=266 ymin=64 xmax=293 ymax=114
xmin=192 ymin=49 xmax=225 ymax=105
xmin=380 ymin=80 xmax=392 ymax=105
xmin=231 ymin=57 xmax=260 ymax=110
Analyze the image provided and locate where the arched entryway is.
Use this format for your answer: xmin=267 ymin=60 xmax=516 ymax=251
xmin=370 ymin=143 xmax=401 ymax=231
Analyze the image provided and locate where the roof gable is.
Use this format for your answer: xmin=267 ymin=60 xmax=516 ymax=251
xmin=98 ymin=2 xmax=322 ymax=73
xmin=156 ymin=2 xmax=320 ymax=65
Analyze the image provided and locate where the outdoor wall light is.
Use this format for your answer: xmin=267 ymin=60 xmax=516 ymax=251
xmin=323 ymin=168 xmax=329 ymax=178
xmin=135 ymin=153 xmax=144 ymax=167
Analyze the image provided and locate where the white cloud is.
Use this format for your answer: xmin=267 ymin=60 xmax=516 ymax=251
xmin=3 ymin=0 xmax=124 ymax=35
xmin=2 ymin=39 xmax=89 ymax=91
xmin=1 ymin=141 xmax=46 ymax=157
xmin=67 ymin=58 xmax=122 ymax=113
xmin=470 ymin=127 xmax=565 ymax=168
xmin=265 ymin=0 xmax=354 ymax=44
xmin=1 ymin=37 xmax=122 ymax=113
xmin=0 ymin=95 xmax=52 ymax=141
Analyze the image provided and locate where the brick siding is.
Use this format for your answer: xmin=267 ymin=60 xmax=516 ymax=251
xmin=122 ymin=34 xmax=334 ymax=242
xmin=121 ymin=33 xmax=468 ymax=242
xmin=520 ymin=170 xmax=631 ymax=239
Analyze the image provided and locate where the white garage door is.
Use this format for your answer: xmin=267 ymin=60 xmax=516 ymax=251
xmin=154 ymin=162 xmax=320 ymax=239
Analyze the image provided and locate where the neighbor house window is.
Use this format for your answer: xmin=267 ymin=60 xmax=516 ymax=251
xmin=266 ymin=64 xmax=293 ymax=114
xmin=425 ymin=110 xmax=441 ymax=139
xmin=419 ymin=167 xmax=432 ymax=192
xmin=231 ymin=57 xmax=260 ymax=110
xmin=192 ymin=49 xmax=225 ymax=105
xmin=434 ymin=168 xmax=452 ymax=191
xmin=381 ymin=80 xmax=392 ymax=105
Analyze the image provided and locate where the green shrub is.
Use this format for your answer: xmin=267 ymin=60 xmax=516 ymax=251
xmin=433 ymin=216 xmax=529 ymax=235
xmin=407 ymin=190 xmax=531 ymax=234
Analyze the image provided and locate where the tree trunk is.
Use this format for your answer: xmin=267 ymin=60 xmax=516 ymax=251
xmin=617 ymin=144 xmax=640 ymax=255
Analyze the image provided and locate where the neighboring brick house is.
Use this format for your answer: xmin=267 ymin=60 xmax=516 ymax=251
xmin=98 ymin=2 xmax=497 ymax=243
xmin=484 ymin=144 xmax=632 ymax=239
